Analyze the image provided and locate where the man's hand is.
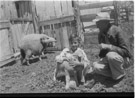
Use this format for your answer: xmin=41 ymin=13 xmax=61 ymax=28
xmin=99 ymin=43 xmax=112 ymax=50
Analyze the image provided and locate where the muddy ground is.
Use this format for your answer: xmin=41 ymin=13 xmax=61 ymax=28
xmin=0 ymin=22 xmax=134 ymax=93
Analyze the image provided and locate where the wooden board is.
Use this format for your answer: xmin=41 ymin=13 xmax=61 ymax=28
xmin=54 ymin=0 xmax=62 ymax=18
xmin=49 ymin=1 xmax=56 ymax=19
xmin=35 ymin=1 xmax=46 ymax=21
xmin=67 ymin=0 xmax=74 ymax=16
xmin=0 ymin=57 xmax=15 ymax=67
xmin=0 ymin=29 xmax=13 ymax=61
xmin=66 ymin=22 xmax=72 ymax=47
xmin=39 ymin=15 xmax=74 ymax=26
xmin=27 ymin=23 xmax=34 ymax=35
xmin=80 ymin=8 xmax=101 ymax=16
xmin=80 ymin=14 xmax=97 ymax=22
xmin=0 ymin=1 xmax=5 ymax=20
xmin=4 ymin=1 xmax=10 ymax=19
xmin=10 ymin=24 xmax=22 ymax=52
xmin=79 ymin=1 xmax=113 ymax=10
xmin=0 ymin=21 xmax=10 ymax=30
xmin=10 ymin=1 xmax=18 ymax=19
xmin=54 ymin=24 xmax=62 ymax=50
xmin=61 ymin=24 xmax=70 ymax=49
xmin=61 ymin=1 xmax=69 ymax=16
xmin=10 ymin=24 xmax=18 ymax=52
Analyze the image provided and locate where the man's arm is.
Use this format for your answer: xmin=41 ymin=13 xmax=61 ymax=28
xmin=107 ymin=27 xmax=131 ymax=58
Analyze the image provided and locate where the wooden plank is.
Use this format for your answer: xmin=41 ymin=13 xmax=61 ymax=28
xmin=8 ymin=27 xmax=14 ymax=53
xmin=28 ymin=23 xmax=34 ymax=34
xmin=4 ymin=1 xmax=10 ymax=19
xmin=35 ymin=1 xmax=47 ymax=21
xmin=31 ymin=1 xmax=39 ymax=33
xmin=61 ymin=23 xmax=70 ymax=49
xmin=18 ymin=23 xmax=23 ymax=40
xmin=66 ymin=22 xmax=72 ymax=47
xmin=80 ymin=14 xmax=97 ymax=22
xmin=0 ymin=1 xmax=4 ymax=20
xmin=0 ymin=22 xmax=10 ymax=30
xmin=61 ymin=1 xmax=69 ymax=16
xmin=0 ymin=29 xmax=13 ymax=61
xmin=18 ymin=2 xmax=22 ymax=18
xmin=10 ymin=18 xmax=32 ymax=22
xmin=39 ymin=15 xmax=74 ymax=26
xmin=71 ymin=21 xmax=76 ymax=37
xmin=13 ymin=24 xmax=18 ymax=52
xmin=79 ymin=1 xmax=113 ymax=10
xmin=80 ymin=8 xmax=101 ymax=16
xmin=24 ymin=22 xmax=30 ymax=34
xmin=21 ymin=1 xmax=25 ymax=18
xmin=10 ymin=24 xmax=18 ymax=52
xmin=23 ymin=1 xmax=27 ymax=18
xmin=54 ymin=23 xmax=62 ymax=50
xmin=0 ymin=57 xmax=15 ymax=67
xmin=67 ymin=0 xmax=74 ymax=15
xmin=28 ymin=1 xmax=32 ymax=19
xmin=15 ymin=24 xmax=21 ymax=51
xmin=101 ymin=6 xmax=114 ymax=12
xmin=73 ymin=1 xmax=84 ymax=42
xmin=10 ymin=1 xmax=18 ymax=19
xmin=50 ymin=24 xmax=55 ymax=39
xmin=49 ymin=1 xmax=56 ymax=19
xmin=0 ymin=20 xmax=10 ymax=23
xmin=54 ymin=0 xmax=62 ymax=18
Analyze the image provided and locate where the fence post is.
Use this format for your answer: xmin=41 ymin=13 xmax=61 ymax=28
xmin=72 ymin=0 xmax=84 ymax=48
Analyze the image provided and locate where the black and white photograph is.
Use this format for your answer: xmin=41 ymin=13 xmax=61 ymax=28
xmin=0 ymin=0 xmax=134 ymax=96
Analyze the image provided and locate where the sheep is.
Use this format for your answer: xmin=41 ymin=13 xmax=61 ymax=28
xmin=19 ymin=34 xmax=56 ymax=65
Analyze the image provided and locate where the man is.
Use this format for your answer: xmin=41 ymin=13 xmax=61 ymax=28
xmin=91 ymin=12 xmax=132 ymax=80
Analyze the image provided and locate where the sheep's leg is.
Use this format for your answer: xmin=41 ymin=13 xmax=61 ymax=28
xmin=32 ymin=55 xmax=36 ymax=58
xmin=53 ymin=62 xmax=60 ymax=81
xmin=74 ymin=71 xmax=79 ymax=87
xmin=65 ymin=70 xmax=70 ymax=90
xmin=25 ymin=50 xmax=32 ymax=65
xmin=39 ymin=55 xmax=42 ymax=61
xmin=81 ymin=64 xmax=89 ymax=83
xmin=42 ymin=51 xmax=45 ymax=56
xmin=53 ymin=69 xmax=57 ymax=81
xmin=81 ymin=70 xmax=85 ymax=83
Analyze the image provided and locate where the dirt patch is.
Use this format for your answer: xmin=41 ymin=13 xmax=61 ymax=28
xmin=0 ymin=22 xmax=134 ymax=93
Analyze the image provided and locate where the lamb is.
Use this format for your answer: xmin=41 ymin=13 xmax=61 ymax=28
xmin=53 ymin=48 xmax=91 ymax=89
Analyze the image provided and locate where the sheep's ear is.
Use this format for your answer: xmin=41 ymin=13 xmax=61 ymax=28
xmin=40 ymin=37 xmax=45 ymax=41
xmin=40 ymin=37 xmax=44 ymax=43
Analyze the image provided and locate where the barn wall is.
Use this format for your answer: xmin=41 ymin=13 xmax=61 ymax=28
xmin=36 ymin=0 xmax=76 ymax=50
xmin=0 ymin=1 xmax=35 ymax=65
xmin=0 ymin=29 xmax=13 ymax=61
xmin=34 ymin=0 xmax=74 ymax=21
xmin=0 ymin=0 xmax=18 ymax=62
xmin=10 ymin=22 xmax=35 ymax=53
xmin=0 ymin=1 xmax=18 ymax=20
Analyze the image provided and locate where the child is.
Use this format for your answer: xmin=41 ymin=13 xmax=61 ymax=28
xmin=54 ymin=37 xmax=91 ymax=89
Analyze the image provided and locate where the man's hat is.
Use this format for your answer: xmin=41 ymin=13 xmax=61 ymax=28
xmin=92 ymin=12 xmax=114 ymax=22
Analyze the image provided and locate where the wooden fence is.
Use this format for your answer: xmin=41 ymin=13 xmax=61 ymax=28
xmin=0 ymin=1 xmax=36 ymax=66
xmin=35 ymin=1 xmax=76 ymax=50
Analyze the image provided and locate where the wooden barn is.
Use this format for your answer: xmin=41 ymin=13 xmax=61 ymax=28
xmin=0 ymin=0 xmax=39 ymax=66
xmin=0 ymin=0 xmax=133 ymax=67
xmin=0 ymin=0 xmax=84 ymax=67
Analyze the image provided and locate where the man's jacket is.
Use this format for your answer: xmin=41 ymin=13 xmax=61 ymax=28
xmin=98 ymin=25 xmax=132 ymax=58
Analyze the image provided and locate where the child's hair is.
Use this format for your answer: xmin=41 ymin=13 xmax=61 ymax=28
xmin=69 ymin=34 xmax=80 ymax=44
